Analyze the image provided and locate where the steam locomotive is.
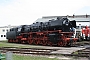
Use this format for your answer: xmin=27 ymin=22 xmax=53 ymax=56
xmin=6 ymin=17 xmax=78 ymax=46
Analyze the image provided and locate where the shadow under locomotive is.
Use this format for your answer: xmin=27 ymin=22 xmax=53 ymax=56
xmin=6 ymin=17 xmax=78 ymax=46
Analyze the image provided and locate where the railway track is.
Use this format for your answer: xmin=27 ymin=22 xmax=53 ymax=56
xmin=0 ymin=41 xmax=90 ymax=58
xmin=63 ymin=47 xmax=90 ymax=57
xmin=0 ymin=47 xmax=58 ymax=55
xmin=75 ymin=41 xmax=90 ymax=47
xmin=0 ymin=46 xmax=90 ymax=58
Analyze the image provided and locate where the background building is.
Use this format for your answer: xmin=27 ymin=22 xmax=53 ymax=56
xmin=0 ymin=25 xmax=16 ymax=41
xmin=67 ymin=15 xmax=90 ymax=27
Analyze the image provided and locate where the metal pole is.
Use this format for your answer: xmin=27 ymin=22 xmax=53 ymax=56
xmin=6 ymin=51 xmax=13 ymax=60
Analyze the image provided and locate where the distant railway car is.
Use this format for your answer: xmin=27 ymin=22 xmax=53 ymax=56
xmin=6 ymin=17 xmax=78 ymax=46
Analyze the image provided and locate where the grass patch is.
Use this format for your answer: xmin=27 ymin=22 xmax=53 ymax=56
xmin=0 ymin=41 xmax=18 ymax=47
xmin=73 ymin=51 xmax=78 ymax=54
xmin=2 ymin=54 xmax=58 ymax=60
xmin=13 ymin=54 xmax=58 ymax=60
xmin=0 ymin=41 xmax=46 ymax=49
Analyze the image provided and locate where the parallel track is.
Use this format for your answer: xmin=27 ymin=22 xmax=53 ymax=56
xmin=0 ymin=47 xmax=90 ymax=57
xmin=0 ymin=47 xmax=58 ymax=55
xmin=0 ymin=41 xmax=90 ymax=58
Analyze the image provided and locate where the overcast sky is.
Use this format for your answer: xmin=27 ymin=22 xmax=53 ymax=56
xmin=0 ymin=0 xmax=90 ymax=26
